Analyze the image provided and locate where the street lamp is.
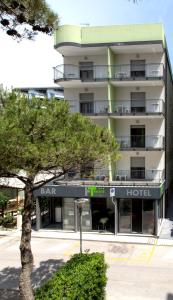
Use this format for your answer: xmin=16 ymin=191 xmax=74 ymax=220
xmin=75 ymin=198 xmax=89 ymax=254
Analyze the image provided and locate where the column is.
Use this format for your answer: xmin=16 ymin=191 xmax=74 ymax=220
xmin=36 ymin=197 xmax=41 ymax=231
xmin=113 ymin=198 xmax=118 ymax=235
xmin=154 ymin=199 xmax=158 ymax=236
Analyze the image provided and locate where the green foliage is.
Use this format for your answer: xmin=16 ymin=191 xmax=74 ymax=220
xmin=35 ymin=252 xmax=107 ymax=300
xmin=0 ymin=191 xmax=9 ymax=206
xmin=0 ymin=90 xmax=119 ymax=185
xmin=0 ymin=0 xmax=58 ymax=40
xmin=1 ymin=213 xmax=14 ymax=226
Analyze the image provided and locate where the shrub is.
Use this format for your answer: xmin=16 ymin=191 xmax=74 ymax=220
xmin=2 ymin=213 xmax=14 ymax=227
xmin=35 ymin=252 xmax=107 ymax=300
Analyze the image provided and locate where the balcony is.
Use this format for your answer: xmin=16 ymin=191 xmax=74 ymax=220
xmin=68 ymin=99 xmax=164 ymax=117
xmin=116 ymin=135 xmax=164 ymax=150
xmin=111 ymin=99 xmax=164 ymax=116
xmin=69 ymin=100 xmax=109 ymax=115
xmin=54 ymin=64 xmax=109 ymax=86
xmin=66 ymin=168 xmax=111 ymax=181
xmin=114 ymin=169 xmax=164 ymax=183
xmin=64 ymin=168 xmax=164 ymax=185
xmin=54 ymin=63 xmax=164 ymax=86
xmin=110 ymin=63 xmax=164 ymax=86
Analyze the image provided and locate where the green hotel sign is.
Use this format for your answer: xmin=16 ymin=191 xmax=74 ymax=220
xmin=85 ymin=186 xmax=105 ymax=197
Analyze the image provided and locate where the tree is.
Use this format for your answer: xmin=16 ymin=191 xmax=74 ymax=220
xmin=0 ymin=190 xmax=9 ymax=218
xmin=0 ymin=0 xmax=58 ymax=40
xmin=0 ymin=90 xmax=119 ymax=300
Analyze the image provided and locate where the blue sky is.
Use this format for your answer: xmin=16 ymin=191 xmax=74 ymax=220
xmin=0 ymin=0 xmax=173 ymax=88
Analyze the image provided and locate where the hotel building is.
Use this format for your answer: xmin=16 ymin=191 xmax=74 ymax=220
xmin=35 ymin=24 xmax=173 ymax=236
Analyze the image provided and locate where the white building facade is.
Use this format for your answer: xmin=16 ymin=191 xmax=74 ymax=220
xmin=35 ymin=24 xmax=173 ymax=236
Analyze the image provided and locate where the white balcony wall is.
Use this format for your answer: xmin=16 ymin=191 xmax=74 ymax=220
xmin=113 ymin=53 xmax=164 ymax=78
xmin=115 ymin=86 xmax=165 ymax=101
xmin=65 ymin=87 xmax=108 ymax=113
xmin=64 ymin=55 xmax=108 ymax=79
xmin=115 ymin=119 xmax=165 ymax=136
xmin=64 ymin=55 xmax=107 ymax=65
xmin=114 ymin=86 xmax=165 ymax=113
xmin=116 ymin=152 xmax=165 ymax=172
xmin=114 ymin=53 xmax=164 ymax=66
xmin=64 ymin=87 xmax=107 ymax=101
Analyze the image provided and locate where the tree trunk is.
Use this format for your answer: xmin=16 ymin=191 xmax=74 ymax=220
xmin=19 ymin=181 xmax=34 ymax=300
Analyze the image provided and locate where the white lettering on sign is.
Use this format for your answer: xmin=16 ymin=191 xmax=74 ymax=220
xmin=41 ymin=188 xmax=56 ymax=195
xmin=126 ymin=189 xmax=151 ymax=197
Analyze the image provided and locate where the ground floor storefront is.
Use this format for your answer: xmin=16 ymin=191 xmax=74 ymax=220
xmin=34 ymin=183 xmax=165 ymax=236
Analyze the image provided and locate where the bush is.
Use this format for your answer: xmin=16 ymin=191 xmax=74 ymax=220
xmin=35 ymin=252 xmax=107 ymax=300
xmin=2 ymin=213 xmax=15 ymax=227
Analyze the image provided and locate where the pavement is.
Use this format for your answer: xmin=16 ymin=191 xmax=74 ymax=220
xmin=1 ymin=233 xmax=173 ymax=299
xmin=0 ymin=220 xmax=173 ymax=246
xmin=1 ymin=221 xmax=173 ymax=299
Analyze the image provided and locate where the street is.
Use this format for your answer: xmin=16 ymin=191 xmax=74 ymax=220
xmin=1 ymin=234 xmax=173 ymax=299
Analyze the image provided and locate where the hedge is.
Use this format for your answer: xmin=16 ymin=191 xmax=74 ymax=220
xmin=35 ymin=252 xmax=107 ymax=300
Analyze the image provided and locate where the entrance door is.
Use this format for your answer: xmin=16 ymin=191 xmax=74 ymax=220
xmin=119 ymin=199 xmax=155 ymax=235
xmin=119 ymin=199 xmax=131 ymax=233
xmin=132 ymin=199 xmax=142 ymax=233
xmin=55 ymin=207 xmax=62 ymax=222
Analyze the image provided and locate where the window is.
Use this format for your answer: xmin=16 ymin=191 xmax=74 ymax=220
xmin=79 ymin=93 xmax=94 ymax=114
xmin=79 ymin=62 xmax=94 ymax=81
xmin=131 ymin=157 xmax=145 ymax=179
xmin=130 ymin=125 xmax=145 ymax=148
xmin=131 ymin=92 xmax=146 ymax=113
xmin=131 ymin=60 xmax=145 ymax=78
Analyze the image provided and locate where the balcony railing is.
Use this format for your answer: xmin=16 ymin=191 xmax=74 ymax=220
xmin=54 ymin=63 xmax=164 ymax=82
xmin=111 ymin=63 xmax=164 ymax=80
xmin=66 ymin=168 xmax=111 ymax=181
xmin=54 ymin=64 xmax=109 ymax=81
xmin=68 ymin=99 xmax=165 ymax=115
xmin=64 ymin=168 xmax=164 ymax=183
xmin=111 ymin=99 xmax=165 ymax=115
xmin=116 ymin=135 xmax=164 ymax=150
xmin=114 ymin=169 xmax=164 ymax=182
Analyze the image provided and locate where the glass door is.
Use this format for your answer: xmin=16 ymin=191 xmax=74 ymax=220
xmin=132 ymin=199 xmax=142 ymax=233
xmin=142 ymin=199 xmax=155 ymax=234
xmin=131 ymin=126 xmax=145 ymax=148
xmin=119 ymin=199 xmax=131 ymax=233
xmin=79 ymin=62 xmax=94 ymax=81
xmin=79 ymin=93 xmax=94 ymax=114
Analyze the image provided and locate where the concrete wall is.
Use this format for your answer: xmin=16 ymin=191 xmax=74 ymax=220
xmin=116 ymin=151 xmax=165 ymax=172
xmin=114 ymin=53 xmax=164 ymax=65
xmin=115 ymin=119 xmax=164 ymax=136
xmin=64 ymin=55 xmax=107 ymax=66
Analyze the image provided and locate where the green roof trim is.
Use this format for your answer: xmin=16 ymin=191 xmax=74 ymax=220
xmin=54 ymin=23 xmax=166 ymax=47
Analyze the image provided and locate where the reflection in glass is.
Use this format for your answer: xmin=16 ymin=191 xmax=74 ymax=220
xmin=143 ymin=200 xmax=154 ymax=234
xmin=119 ymin=199 xmax=131 ymax=233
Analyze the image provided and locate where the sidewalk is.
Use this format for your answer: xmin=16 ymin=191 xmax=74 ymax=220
xmin=1 ymin=226 xmax=173 ymax=246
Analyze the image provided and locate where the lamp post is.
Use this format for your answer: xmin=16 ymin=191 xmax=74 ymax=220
xmin=75 ymin=198 xmax=89 ymax=254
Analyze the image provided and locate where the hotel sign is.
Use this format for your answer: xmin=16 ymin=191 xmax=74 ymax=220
xmin=35 ymin=184 xmax=165 ymax=199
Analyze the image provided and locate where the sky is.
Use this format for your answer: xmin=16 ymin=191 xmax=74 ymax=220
xmin=1 ymin=0 xmax=173 ymax=88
